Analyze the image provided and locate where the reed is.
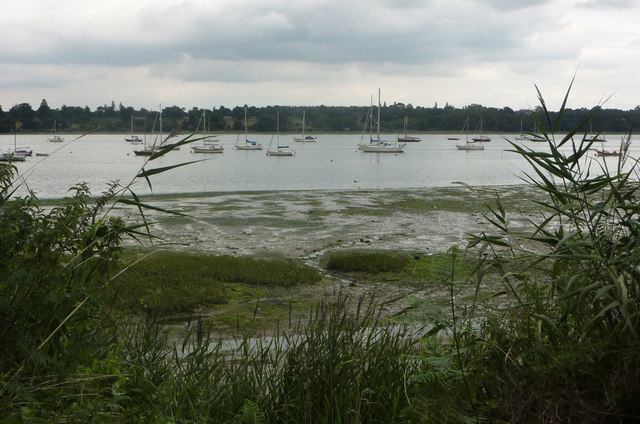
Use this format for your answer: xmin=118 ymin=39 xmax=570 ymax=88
xmin=431 ymin=79 xmax=640 ymax=422
xmin=323 ymin=249 xmax=409 ymax=273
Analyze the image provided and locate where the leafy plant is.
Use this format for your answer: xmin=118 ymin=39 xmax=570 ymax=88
xmin=438 ymin=79 xmax=640 ymax=422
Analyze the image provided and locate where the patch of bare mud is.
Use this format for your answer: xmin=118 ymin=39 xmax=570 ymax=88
xmin=117 ymin=186 xmax=538 ymax=261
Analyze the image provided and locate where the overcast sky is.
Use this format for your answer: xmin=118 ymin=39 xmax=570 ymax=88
xmin=1 ymin=0 xmax=639 ymax=112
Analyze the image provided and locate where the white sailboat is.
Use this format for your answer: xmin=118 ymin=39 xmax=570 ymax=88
xmin=191 ymin=111 xmax=224 ymax=153
xmin=358 ymin=89 xmax=405 ymax=153
xmin=236 ymin=106 xmax=263 ymax=150
xmin=134 ymin=111 xmax=159 ymax=156
xmin=125 ymin=115 xmax=142 ymax=143
xmin=293 ymin=110 xmax=317 ymax=142
xmin=456 ymin=117 xmax=484 ymax=151
xmin=48 ymin=120 xmax=64 ymax=143
xmin=0 ymin=126 xmax=27 ymax=162
xmin=266 ymin=110 xmax=294 ymax=156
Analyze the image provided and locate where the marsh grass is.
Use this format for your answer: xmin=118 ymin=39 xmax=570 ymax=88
xmin=323 ymin=249 xmax=410 ymax=273
xmin=111 ymin=251 xmax=322 ymax=314
xmin=114 ymin=292 xmax=420 ymax=424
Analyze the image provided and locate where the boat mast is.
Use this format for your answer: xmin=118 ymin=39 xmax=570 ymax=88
xmin=377 ymin=88 xmax=381 ymax=142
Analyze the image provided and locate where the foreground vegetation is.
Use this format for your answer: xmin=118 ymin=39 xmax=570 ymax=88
xmin=2 ymin=83 xmax=640 ymax=422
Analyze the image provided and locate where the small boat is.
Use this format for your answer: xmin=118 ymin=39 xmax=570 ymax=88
xmin=236 ymin=106 xmax=263 ymax=150
xmin=595 ymin=136 xmax=630 ymax=157
xmin=516 ymin=121 xmax=546 ymax=142
xmin=133 ymin=146 xmax=154 ymax=156
xmin=586 ymin=133 xmax=607 ymax=142
xmin=267 ymin=111 xmax=294 ymax=156
xmin=192 ymin=143 xmax=223 ymax=153
xmin=514 ymin=120 xmax=531 ymax=141
xmin=472 ymin=120 xmax=491 ymax=142
xmin=358 ymin=89 xmax=406 ymax=153
xmin=397 ymin=116 xmax=420 ymax=142
xmin=293 ymin=110 xmax=317 ymax=142
xmin=2 ymin=127 xmax=31 ymax=160
xmin=48 ymin=120 xmax=64 ymax=143
xmin=15 ymin=147 xmax=33 ymax=157
xmin=0 ymin=152 xmax=26 ymax=162
xmin=585 ymin=123 xmax=607 ymax=142
xmin=191 ymin=111 xmax=224 ymax=153
xmin=456 ymin=142 xmax=484 ymax=151
xmin=134 ymin=111 xmax=160 ymax=156
xmin=125 ymin=115 xmax=143 ymax=143
xmin=456 ymin=117 xmax=484 ymax=151
xmin=448 ymin=121 xmax=464 ymax=140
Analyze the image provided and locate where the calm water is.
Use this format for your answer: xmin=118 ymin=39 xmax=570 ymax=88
xmin=1 ymin=131 xmax=633 ymax=199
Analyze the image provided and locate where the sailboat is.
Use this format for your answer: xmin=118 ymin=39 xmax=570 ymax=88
xmin=515 ymin=120 xmax=545 ymax=142
xmin=48 ymin=120 xmax=64 ymax=143
xmin=448 ymin=121 xmax=464 ymax=140
xmin=456 ymin=117 xmax=484 ymax=150
xmin=397 ymin=115 xmax=421 ymax=142
xmin=266 ymin=111 xmax=294 ymax=156
xmin=515 ymin=120 xmax=530 ymax=141
xmin=125 ymin=115 xmax=142 ymax=143
xmin=358 ymin=89 xmax=406 ymax=153
xmin=134 ymin=112 xmax=159 ymax=156
xmin=0 ymin=125 xmax=27 ymax=162
xmin=191 ymin=111 xmax=224 ymax=153
xmin=471 ymin=120 xmax=491 ymax=142
xmin=585 ymin=123 xmax=607 ymax=142
xmin=235 ymin=106 xmax=263 ymax=150
xmin=595 ymin=135 xmax=630 ymax=157
xmin=293 ymin=110 xmax=317 ymax=142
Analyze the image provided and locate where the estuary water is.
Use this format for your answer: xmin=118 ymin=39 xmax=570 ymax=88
xmin=1 ymin=131 xmax=633 ymax=199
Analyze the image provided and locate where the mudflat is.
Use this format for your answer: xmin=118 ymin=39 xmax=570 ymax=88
xmin=117 ymin=184 xmax=541 ymax=260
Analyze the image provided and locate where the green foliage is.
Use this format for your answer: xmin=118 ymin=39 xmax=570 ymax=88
xmin=438 ymin=80 xmax=640 ymax=422
xmin=0 ymin=164 xmax=127 ymax=418
xmin=323 ymin=250 xmax=409 ymax=273
xmin=4 ymin=98 xmax=640 ymax=134
xmin=111 ymin=252 xmax=322 ymax=314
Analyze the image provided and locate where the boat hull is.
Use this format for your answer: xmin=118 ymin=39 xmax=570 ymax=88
xmin=266 ymin=150 xmax=294 ymax=156
xmin=456 ymin=144 xmax=484 ymax=151
xmin=358 ymin=143 xmax=405 ymax=153
xmin=133 ymin=149 xmax=153 ymax=156
xmin=192 ymin=146 xmax=224 ymax=153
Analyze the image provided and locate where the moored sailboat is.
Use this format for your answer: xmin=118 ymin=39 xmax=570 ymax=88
xmin=125 ymin=115 xmax=142 ymax=143
xmin=267 ymin=111 xmax=294 ymax=156
xmin=293 ymin=110 xmax=317 ymax=142
xmin=398 ymin=116 xmax=421 ymax=142
xmin=191 ymin=111 xmax=224 ymax=153
xmin=358 ymin=89 xmax=406 ymax=153
xmin=48 ymin=120 xmax=64 ymax=143
xmin=236 ymin=106 xmax=263 ymax=150
xmin=456 ymin=117 xmax=484 ymax=150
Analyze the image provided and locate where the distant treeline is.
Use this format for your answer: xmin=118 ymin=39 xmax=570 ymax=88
xmin=2 ymin=99 xmax=640 ymax=135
